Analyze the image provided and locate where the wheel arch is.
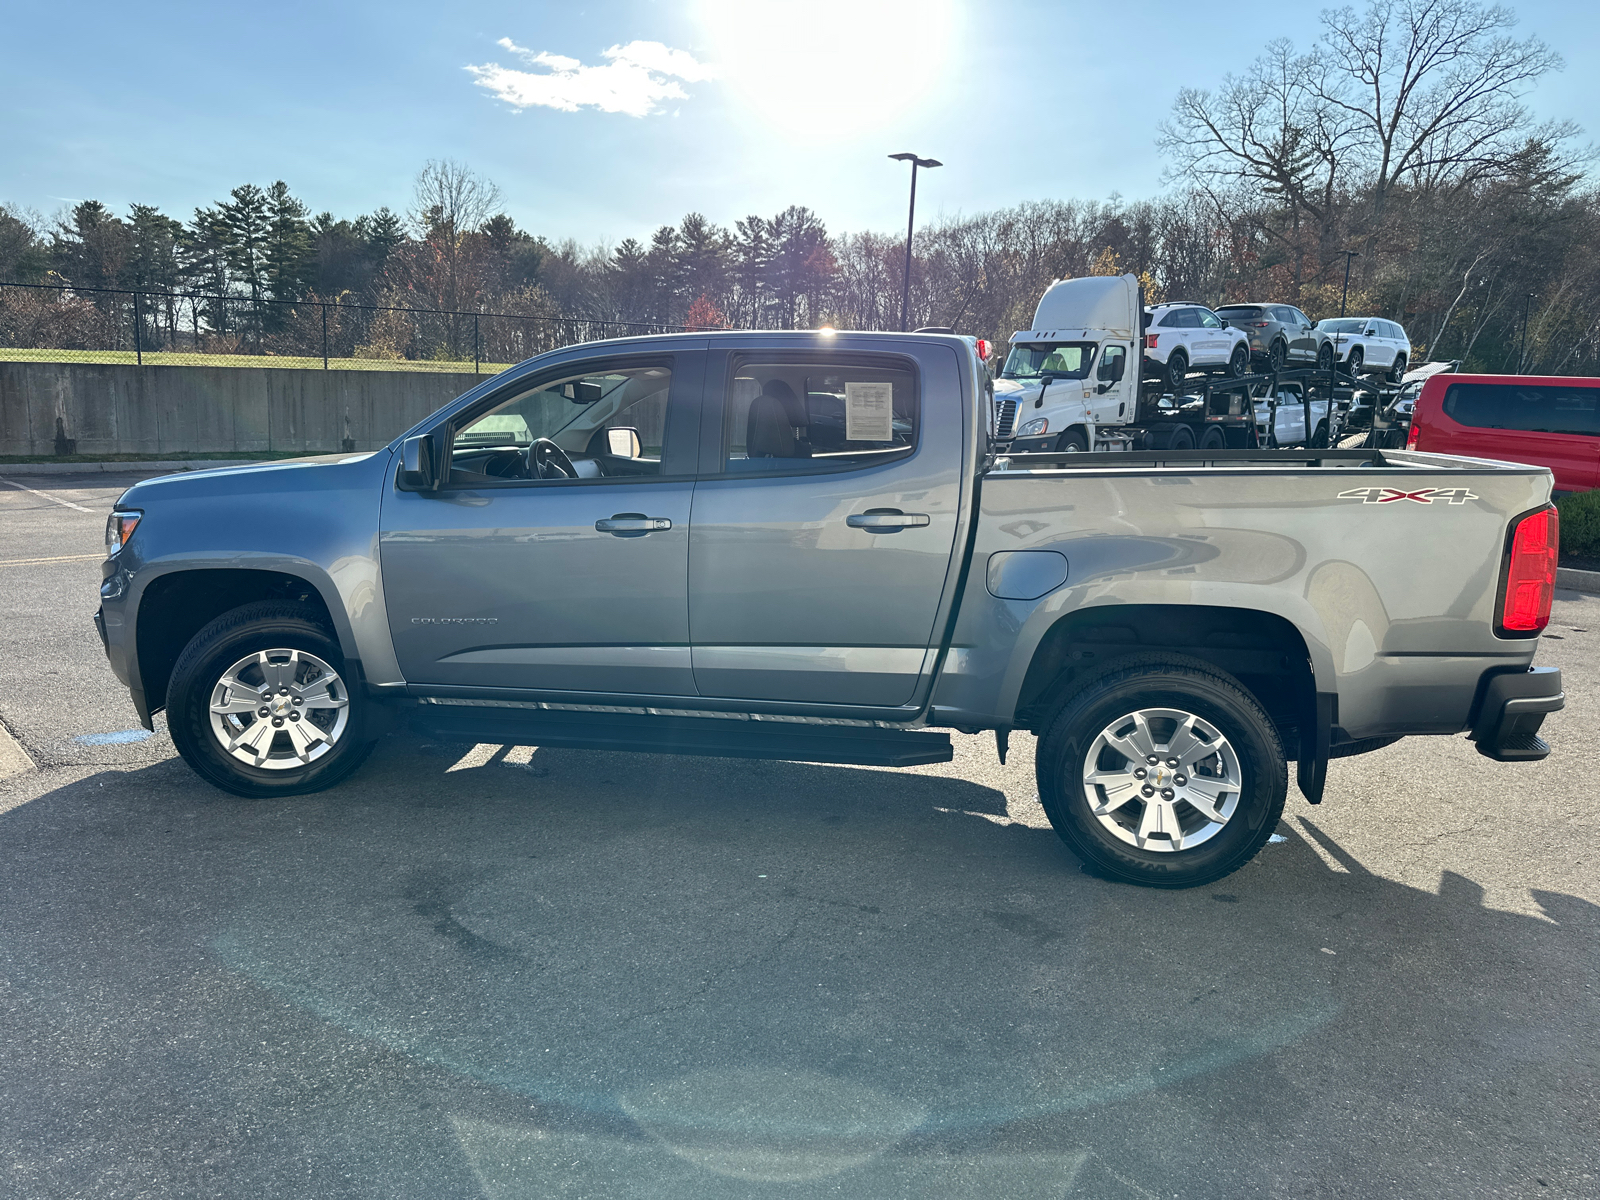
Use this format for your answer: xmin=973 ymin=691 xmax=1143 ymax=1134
xmin=129 ymin=562 xmax=355 ymax=723
xmin=1010 ymin=603 xmax=1325 ymax=757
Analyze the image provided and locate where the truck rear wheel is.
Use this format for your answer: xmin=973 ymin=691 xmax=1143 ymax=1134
xmin=166 ymin=601 xmax=378 ymax=798
xmin=1035 ymin=658 xmax=1287 ymax=888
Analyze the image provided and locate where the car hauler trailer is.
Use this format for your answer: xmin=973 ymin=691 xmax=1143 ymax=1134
xmin=993 ymin=275 xmax=1406 ymax=454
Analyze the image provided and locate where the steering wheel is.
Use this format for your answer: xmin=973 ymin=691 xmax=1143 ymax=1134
xmin=525 ymin=437 xmax=578 ymax=480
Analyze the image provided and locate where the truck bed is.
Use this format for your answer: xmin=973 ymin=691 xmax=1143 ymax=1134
xmin=930 ymin=447 xmax=1553 ymax=743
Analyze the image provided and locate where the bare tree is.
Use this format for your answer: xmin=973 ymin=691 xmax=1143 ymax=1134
xmin=1317 ymin=0 xmax=1569 ymax=217
xmin=410 ymin=159 xmax=502 ymax=239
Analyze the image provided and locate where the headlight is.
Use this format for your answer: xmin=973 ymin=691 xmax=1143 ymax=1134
xmin=106 ymin=509 xmax=142 ymax=557
xmin=1017 ymin=417 xmax=1049 ymax=436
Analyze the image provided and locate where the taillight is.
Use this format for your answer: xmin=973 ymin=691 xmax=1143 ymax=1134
xmin=975 ymin=338 xmax=991 ymax=361
xmin=1406 ymin=420 xmax=1420 ymax=449
xmin=1251 ymin=321 xmax=1270 ymax=328
xmin=1498 ymin=507 xmax=1559 ymax=635
xmin=1145 ymin=335 xmax=1158 ymax=349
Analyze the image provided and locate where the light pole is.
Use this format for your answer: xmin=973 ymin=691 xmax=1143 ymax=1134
xmin=1339 ymin=250 xmax=1360 ymax=317
xmin=1519 ymin=292 xmax=1535 ymax=374
xmin=889 ymin=152 xmax=941 ymax=332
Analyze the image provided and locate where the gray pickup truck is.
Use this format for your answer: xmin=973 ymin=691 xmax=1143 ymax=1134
xmin=95 ymin=331 xmax=1565 ymax=887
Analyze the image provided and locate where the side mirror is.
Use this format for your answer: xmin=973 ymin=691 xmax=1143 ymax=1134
xmin=397 ymin=435 xmax=438 ymax=492
xmin=605 ymin=426 xmax=642 ymax=458
xmin=1097 ymin=352 xmax=1126 ymax=383
xmin=1218 ymin=319 xmax=1229 ymax=328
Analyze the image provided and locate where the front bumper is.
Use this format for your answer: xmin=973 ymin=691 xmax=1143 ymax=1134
xmin=1469 ymin=666 xmax=1563 ymax=761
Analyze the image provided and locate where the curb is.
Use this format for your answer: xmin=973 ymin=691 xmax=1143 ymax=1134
xmin=0 ymin=459 xmax=268 ymax=476
xmin=1556 ymin=567 xmax=1600 ymax=595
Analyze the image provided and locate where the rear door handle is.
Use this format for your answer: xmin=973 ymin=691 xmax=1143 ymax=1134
xmin=847 ymin=510 xmax=930 ymax=533
xmin=596 ymin=513 xmax=671 ymax=536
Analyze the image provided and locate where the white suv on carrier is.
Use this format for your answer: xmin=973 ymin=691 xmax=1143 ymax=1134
xmin=1314 ymin=316 xmax=1412 ymax=382
xmin=1143 ymin=302 xmax=1252 ymax=392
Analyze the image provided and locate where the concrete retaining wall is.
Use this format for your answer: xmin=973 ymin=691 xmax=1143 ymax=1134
xmin=0 ymin=361 xmax=485 ymax=457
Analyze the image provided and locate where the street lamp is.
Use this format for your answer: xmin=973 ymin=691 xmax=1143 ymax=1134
xmin=1519 ymin=292 xmax=1535 ymax=374
xmin=1339 ymin=250 xmax=1360 ymax=317
xmin=889 ymin=152 xmax=941 ymax=332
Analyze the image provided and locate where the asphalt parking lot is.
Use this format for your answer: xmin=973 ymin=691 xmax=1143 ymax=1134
xmin=0 ymin=470 xmax=1596 ymax=1199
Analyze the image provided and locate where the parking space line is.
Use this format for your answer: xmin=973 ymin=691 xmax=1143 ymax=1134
xmin=0 ymin=477 xmax=96 ymax=513
xmin=0 ymin=554 xmax=104 ymax=566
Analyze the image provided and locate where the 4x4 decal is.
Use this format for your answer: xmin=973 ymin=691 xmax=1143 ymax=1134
xmin=1337 ymin=486 xmax=1479 ymax=505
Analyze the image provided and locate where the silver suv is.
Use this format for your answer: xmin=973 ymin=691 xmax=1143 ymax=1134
xmin=1214 ymin=302 xmax=1336 ymax=373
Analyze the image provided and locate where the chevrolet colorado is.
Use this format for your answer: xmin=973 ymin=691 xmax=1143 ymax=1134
xmin=96 ymin=330 xmax=1564 ymax=886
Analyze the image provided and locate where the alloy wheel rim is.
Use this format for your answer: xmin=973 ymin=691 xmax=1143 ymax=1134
xmin=1080 ymin=708 xmax=1242 ymax=852
xmin=208 ymin=648 xmax=350 ymax=770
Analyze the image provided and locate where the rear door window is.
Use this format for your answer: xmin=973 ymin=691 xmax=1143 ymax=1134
xmin=720 ymin=357 xmax=917 ymax=474
xmin=1443 ymin=383 xmax=1600 ymax=436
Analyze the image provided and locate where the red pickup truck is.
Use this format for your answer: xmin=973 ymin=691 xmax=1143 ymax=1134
xmin=1408 ymin=373 xmax=1600 ymax=493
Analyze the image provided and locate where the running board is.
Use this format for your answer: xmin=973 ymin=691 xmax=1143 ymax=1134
xmin=410 ymin=705 xmax=954 ymax=767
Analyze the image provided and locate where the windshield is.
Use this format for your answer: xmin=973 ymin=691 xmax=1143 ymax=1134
xmin=1001 ymin=342 xmax=1096 ymax=380
xmin=1216 ymin=307 xmax=1262 ymax=321
xmin=1317 ymin=318 xmax=1364 ymax=333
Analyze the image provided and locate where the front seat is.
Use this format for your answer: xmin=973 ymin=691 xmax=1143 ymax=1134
xmin=747 ymin=394 xmax=807 ymax=458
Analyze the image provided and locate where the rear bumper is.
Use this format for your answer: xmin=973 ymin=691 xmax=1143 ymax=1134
xmin=1469 ymin=666 xmax=1563 ymax=762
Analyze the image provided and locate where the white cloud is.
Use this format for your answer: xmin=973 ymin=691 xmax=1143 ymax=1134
xmin=465 ymin=39 xmax=716 ymax=118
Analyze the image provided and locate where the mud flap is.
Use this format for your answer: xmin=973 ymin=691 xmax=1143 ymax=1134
xmin=1296 ymin=693 xmax=1336 ymax=805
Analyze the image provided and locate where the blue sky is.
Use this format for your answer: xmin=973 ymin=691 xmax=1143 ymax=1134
xmin=1 ymin=0 xmax=1595 ymax=245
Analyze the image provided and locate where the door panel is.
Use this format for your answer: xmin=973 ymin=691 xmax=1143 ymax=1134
xmin=380 ymin=349 xmax=704 ymax=696
xmin=689 ymin=347 xmax=964 ymax=707
xmin=382 ymin=481 xmax=695 ymax=693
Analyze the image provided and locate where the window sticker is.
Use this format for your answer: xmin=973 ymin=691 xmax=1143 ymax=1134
xmin=845 ymin=381 xmax=894 ymax=442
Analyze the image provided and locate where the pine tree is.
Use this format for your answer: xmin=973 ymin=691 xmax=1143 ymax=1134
xmin=217 ymin=184 xmax=271 ymax=304
xmin=263 ymin=181 xmax=313 ymax=306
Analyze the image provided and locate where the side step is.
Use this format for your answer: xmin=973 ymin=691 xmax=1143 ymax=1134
xmin=410 ymin=705 xmax=954 ymax=768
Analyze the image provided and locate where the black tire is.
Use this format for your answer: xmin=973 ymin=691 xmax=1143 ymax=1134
xmin=1387 ymin=354 xmax=1407 ymax=384
xmin=167 ymin=601 xmax=378 ymax=798
xmin=1198 ymin=424 xmax=1228 ymax=450
xmin=1316 ymin=342 xmax=1335 ymax=372
xmin=1166 ymin=423 xmax=1196 ymax=450
xmin=1164 ymin=351 xmax=1189 ymax=394
xmin=1035 ymin=657 xmax=1288 ymax=888
xmin=1309 ymin=420 xmax=1329 ymax=448
xmin=1055 ymin=428 xmax=1089 ymax=453
xmin=1267 ymin=339 xmax=1287 ymax=373
xmin=1227 ymin=342 xmax=1249 ymax=377
xmin=1346 ymin=346 xmax=1364 ymax=376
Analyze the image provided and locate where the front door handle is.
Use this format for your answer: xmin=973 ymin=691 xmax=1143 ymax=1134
xmin=847 ymin=509 xmax=930 ymax=533
xmin=596 ymin=513 xmax=671 ymax=537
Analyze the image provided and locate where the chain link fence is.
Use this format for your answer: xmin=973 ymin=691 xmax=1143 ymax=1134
xmin=0 ymin=281 xmax=694 ymax=374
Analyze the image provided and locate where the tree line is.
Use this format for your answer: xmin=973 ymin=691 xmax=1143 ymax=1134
xmin=2 ymin=0 xmax=1596 ymax=373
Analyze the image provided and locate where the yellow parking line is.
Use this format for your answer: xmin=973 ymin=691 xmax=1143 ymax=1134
xmin=0 ymin=554 xmax=104 ymax=566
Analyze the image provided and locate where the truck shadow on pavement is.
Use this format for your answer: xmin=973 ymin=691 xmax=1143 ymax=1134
xmin=0 ymin=742 xmax=1596 ymax=1199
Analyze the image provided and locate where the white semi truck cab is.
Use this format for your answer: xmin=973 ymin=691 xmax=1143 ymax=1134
xmin=993 ymin=274 xmax=1142 ymax=452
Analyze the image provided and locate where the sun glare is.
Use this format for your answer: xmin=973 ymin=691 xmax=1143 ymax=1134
xmin=693 ymin=0 xmax=957 ymax=142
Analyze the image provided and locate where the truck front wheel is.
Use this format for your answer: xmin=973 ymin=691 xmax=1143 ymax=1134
xmin=1035 ymin=658 xmax=1287 ymax=888
xmin=166 ymin=601 xmax=379 ymax=798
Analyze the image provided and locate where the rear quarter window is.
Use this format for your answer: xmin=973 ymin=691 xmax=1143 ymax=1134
xmin=1443 ymin=383 xmax=1600 ymax=436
